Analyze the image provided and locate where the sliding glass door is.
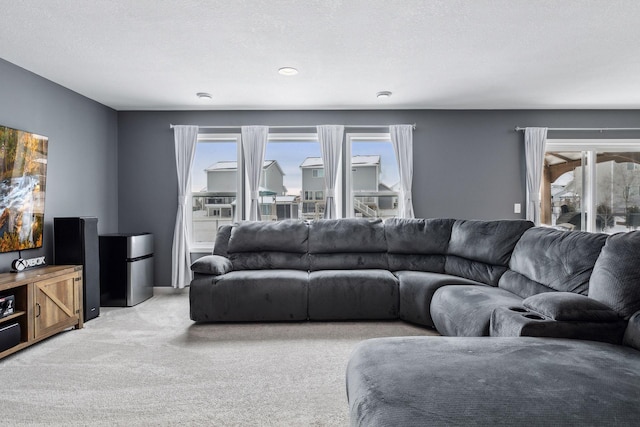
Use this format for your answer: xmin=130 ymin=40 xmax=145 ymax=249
xmin=543 ymin=140 xmax=640 ymax=233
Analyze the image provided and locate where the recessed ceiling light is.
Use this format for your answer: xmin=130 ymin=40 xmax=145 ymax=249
xmin=376 ymin=91 xmax=392 ymax=99
xmin=196 ymin=92 xmax=213 ymax=99
xmin=278 ymin=67 xmax=299 ymax=76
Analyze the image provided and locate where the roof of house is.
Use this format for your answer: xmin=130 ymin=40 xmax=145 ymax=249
xmin=205 ymin=160 xmax=284 ymax=175
xmin=300 ymin=155 xmax=380 ymax=168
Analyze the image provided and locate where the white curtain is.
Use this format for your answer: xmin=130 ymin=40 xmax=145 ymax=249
xmin=317 ymin=125 xmax=344 ymax=219
xmin=390 ymin=124 xmax=415 ymax=218
xmin=242 ymin=126 xmax=269 ymax=221
xmin=524 ymin=127 xmax=548 ymax=225
xmin=171 ymin=125 xmax=198 ymax=289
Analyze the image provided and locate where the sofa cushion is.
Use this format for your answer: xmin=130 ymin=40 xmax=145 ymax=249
xmin=308 ymin=218 xmax=388 ymax=270
xmin=523 ymin=292 xmax=620 ymax=322
xmin=431 ymin=285 xmax=523 ymax=336
xmin=395 ymin=271 xmax=484 ymax=327
xmin=384 ymin=218 xmax=454 ymax=273
xmin=589 ymin=231 xmax=640 ymax=318
xmin=225 ymin=220 xmax=310 ymax=271
xmin=308 ymin=269 xmax=398 ymax=320
xmin=447 ymin=219 xmax=533 ymax=266
xmin=385 ymin=218 xmax=454 ymax=254
xmin=497 ymin=270 xmax=553 ymax=299
xmin=444 ymin=256 xmax=508 ymax=286
xmin=346 ymin=337 xmax=640 ymax=427
xmin=189 ymin=269 xmax=309 ymax=322
xmin=228 ymin=220 xmax=308 ymax=253
xmin=444 ymin=219 xmax=533 ymax=285
xmin=501 ymin=227 xmax=607 ymax=297
xmin=308 ymin=218 xmax=386 ymax=253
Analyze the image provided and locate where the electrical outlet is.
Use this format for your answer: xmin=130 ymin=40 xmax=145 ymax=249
xmin=514 ymin=203 xmax=521 ymax=214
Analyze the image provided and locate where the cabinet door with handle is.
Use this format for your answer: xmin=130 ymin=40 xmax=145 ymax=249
xmin=34 ymin=272 xmax=81 ymax=340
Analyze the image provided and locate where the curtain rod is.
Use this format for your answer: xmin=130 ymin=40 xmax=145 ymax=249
xmin=169 ymin=123 xmax=416 ymax=130
xmin=515 ymin=127 xmax=640 ymax=132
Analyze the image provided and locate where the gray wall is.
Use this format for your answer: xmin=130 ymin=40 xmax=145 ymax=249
xmin=118 ymin=110 xmax=640 ymax=287
xmin=0 ymin=59 xmax=118 ymax=273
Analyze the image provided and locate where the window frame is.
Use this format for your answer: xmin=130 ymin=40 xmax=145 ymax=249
xmin=190 ymin=133 xmax=242 ymax=252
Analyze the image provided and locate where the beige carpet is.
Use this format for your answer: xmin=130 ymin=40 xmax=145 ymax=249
xmin=0 ymin=290 xmax=436 ymax=426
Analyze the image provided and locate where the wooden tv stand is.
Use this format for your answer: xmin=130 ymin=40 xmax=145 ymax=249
xmin=0 ymin=265 xmax=83 ymax=360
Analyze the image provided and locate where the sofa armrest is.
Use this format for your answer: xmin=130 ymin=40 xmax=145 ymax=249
xmin=190 ymin=255 xmax=233 ymax=276
xmin=490 ymin=306 xmax=627 ymax=345
xmin=523 ymin=292 xmax=620 ymax=322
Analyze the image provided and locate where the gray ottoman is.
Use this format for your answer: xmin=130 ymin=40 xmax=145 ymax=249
xmin=347 ymin=336 xmax=640 ymax=426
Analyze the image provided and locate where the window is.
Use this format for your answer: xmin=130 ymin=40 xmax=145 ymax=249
xmin=190 ymin=131 xmax=397 ymax=250
xmin=346 ymin=134 xmax=399 ymax=219
xmin=543 ymin=139 xmax=640 ymax=233
xmin=190 ymin=134 xmax=241 ymax=249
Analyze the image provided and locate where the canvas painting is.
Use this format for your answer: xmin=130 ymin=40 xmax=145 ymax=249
xmin=0 ymin=125 xmax=48 ymax=253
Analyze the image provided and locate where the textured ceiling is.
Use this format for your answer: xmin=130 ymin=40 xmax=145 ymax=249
xmin=1 ymin=0 xmax=639 ymax=110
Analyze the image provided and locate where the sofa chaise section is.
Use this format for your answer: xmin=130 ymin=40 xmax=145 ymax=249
xmin=490 ymin=229 xmax=639 ymax=344
xmin=431 ymin=226 xmax=610 ymax=337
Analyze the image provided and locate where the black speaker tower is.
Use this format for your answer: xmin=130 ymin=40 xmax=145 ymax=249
xmin=53 ymin=217 xmax=100 ymax=322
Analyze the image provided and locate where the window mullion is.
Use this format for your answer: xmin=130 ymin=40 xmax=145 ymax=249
xmin=585 ymin=150 xmax=597 ymax=232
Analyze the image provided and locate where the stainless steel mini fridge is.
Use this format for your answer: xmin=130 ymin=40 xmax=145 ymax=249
xmin=99 ymin=233 xmax=154 ymax=307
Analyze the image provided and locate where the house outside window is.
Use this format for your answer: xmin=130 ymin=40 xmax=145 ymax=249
xmin=542 ymin=139 xmax=640 ymax=233
xmin=346 ymin=134 xmax=399 ymax=219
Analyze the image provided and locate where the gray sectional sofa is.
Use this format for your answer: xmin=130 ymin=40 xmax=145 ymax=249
xmin=189 ymin=217 xmax=636 ymax=345
xmin=190 ymin=217 xmax=640 ymax=426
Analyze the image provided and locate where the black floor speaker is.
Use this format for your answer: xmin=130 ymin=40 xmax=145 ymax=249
xmin=53 ymin=217 xmax=100 ymax=322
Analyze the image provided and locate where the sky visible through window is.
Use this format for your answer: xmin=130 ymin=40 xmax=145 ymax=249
xmin=192 ymin=140 xmax=399 ymax=195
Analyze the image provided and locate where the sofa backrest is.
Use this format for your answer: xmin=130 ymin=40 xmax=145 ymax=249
xmin=308 ymin=218 xmax=388 ymax=271
xmin=226 ymin=220 xmax=310 ymax=270
xmin=384 ymin=218 xmax=455 ymax=273
xmin=589 ymin=231 xmax=640 ymax=319
xmin=500 ymin=227 xmax=607 ymax=298
xmin=445 ymin=219 xmax=534 ymax=286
